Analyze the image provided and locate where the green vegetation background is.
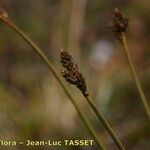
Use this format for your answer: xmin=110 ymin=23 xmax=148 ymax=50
xmin=0 ymin=0 xmax=149 ymax=149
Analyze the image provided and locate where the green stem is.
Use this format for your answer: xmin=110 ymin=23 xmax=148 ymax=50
xmin=0 ymin=16 xmax=105 ymax=149
xmin=85 ymin=96 xmax=126 ymax=150
xmin=120 ymin=32 xmax=150 ymax=120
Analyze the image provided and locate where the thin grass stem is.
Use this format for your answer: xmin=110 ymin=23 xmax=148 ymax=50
xmin=120 ymin=33 xmax=150 ymax=120
xmin=85 ymin=96 xmax=126 ymax=150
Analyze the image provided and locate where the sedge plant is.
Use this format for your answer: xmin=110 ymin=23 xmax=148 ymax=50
xmin=0 ymin=9 xmax=105 ymax=149
xmin=59 ymin=50 xmax=126 ymax=150
xmin=111 ymin=8 xmax=150 ymax=120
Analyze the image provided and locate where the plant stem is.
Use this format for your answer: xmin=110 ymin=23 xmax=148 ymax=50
xmin=85 ymin=96 xmax=125 ymax=150
xmin=0 ymin=17 xmax=105 ymax=149
xmin=120 ymin=32 xmax=150 ymax=120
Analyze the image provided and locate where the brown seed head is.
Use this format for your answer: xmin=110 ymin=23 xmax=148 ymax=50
xmin=60 ymin=49 xmax=89 ymax=97
xmin=0 ymin=9 xmax=8 ymax=19
xmin=60 ymin=49 xmax=78 ymax=72
xmin=111 ymin=8 xmax=128 ymax=40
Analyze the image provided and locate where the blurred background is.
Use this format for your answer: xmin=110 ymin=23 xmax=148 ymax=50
xmin=0 ymin=0 xmax=149 ymax=149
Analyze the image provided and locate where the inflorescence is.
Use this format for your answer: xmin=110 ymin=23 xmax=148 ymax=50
xmin=60 ymin=49 xmax=89 ymax=97
xmin=111 ymin=8 xmax=128 ymax=40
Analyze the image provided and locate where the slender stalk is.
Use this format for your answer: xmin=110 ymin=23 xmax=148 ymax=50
xmin=85 ymin=96 xmax=125 ymax=150
xmin=0 ymin=16 xmax=105 ymax=149
xmin=120 ymin=33 xmax=150 ymax=120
